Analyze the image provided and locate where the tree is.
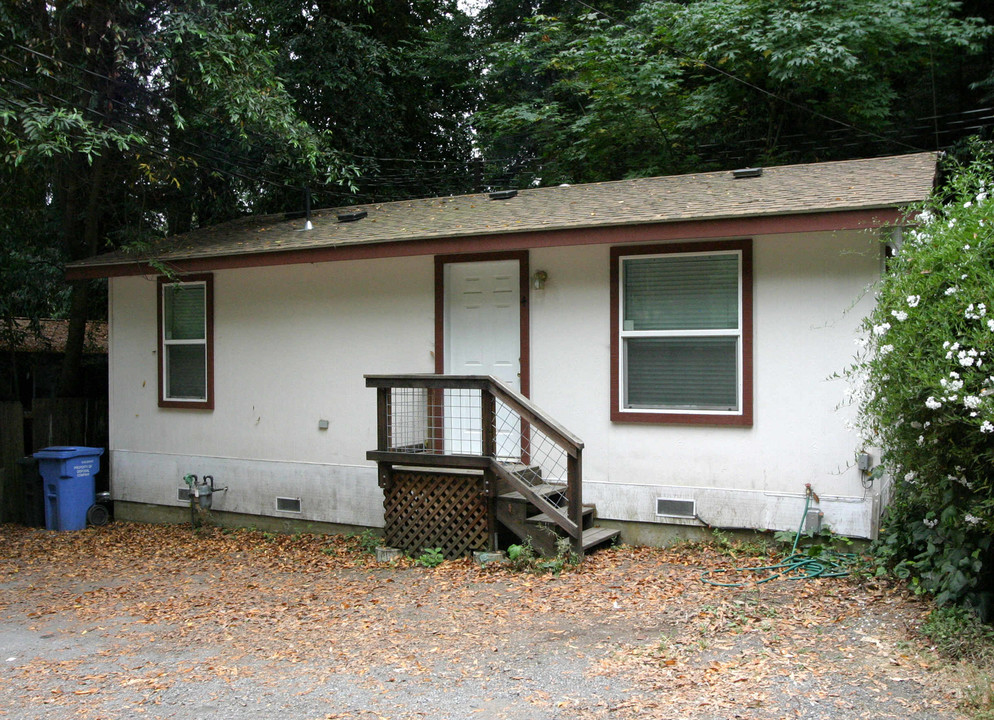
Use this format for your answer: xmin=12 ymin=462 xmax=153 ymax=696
xmin=850 ymin=144 xmax=994 ymax=616
xmin=474 ymin=0 xmax=992 ymax=186
xmin=0 ymin=1 xmax=342 ymax=396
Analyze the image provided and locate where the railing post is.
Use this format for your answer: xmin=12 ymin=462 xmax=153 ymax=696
xmin=377 ymin=387 xmax=390 ymax=451
xmin=568 ymin=449 xmax=583 ymax=553
xmin=481 ymin=385 xmax=496 ymax=458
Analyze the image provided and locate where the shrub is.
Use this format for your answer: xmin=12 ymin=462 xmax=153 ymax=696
xmin=850 ymin=144 xmax=994 ymax=616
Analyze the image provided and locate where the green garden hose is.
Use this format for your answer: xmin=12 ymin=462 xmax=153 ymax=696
xmin=700 ymin=487 xmax=859 ymax=587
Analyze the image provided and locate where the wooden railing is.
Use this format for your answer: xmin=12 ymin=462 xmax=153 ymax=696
xmin=365 ymin=374 xmax=585 ymax=546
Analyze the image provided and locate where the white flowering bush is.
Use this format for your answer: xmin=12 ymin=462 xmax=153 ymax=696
xmin=852 ymin=148 xmax=994 ymax=614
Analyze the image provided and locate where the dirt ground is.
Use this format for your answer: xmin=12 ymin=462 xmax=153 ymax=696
xmin=0 ymin=523 xmax=979 ymax=719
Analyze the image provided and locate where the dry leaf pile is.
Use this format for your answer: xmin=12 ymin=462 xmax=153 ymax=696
xmin=0 ymin=523 xmax=973 ymax=719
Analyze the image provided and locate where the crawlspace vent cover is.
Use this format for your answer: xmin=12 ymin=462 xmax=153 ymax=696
xmin=276 ymin=496 xmax=302 ymax=513
xmin=656 ymin=498 xmax=696 ymax=518
xmin=177 ymin=487 xmax=191 ymax=502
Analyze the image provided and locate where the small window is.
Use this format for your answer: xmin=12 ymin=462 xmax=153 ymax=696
xmin=158 ymin=274 xmax=214 ymax=409
xmin=611 ymin=241 xmax=752 ymax=425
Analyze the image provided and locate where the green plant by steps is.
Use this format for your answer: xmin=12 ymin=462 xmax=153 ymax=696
xmin=414 ymin=547 xmax=445 ymax=568
xmin=352 ymin=529 xmax=380 ymax=554
xmin=507 ymin=537 xmax=579 ymax=575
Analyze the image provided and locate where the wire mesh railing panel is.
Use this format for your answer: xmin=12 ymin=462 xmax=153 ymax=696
xmin=387 ymin=387 xmax=486 ymax=456
xmin=493 ymin=397 xmax=569 ymax=509
xmin=441 ymin=388 xmax=482 ymax=455
xmin=387 ymin=387 xmax=430 ymax=452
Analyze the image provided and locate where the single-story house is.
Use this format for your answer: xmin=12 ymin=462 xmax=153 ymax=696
xmin=67 ymin=152 xmax=937 ymax=548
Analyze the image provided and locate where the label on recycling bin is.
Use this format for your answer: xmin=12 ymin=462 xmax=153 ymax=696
xmin=73 ymin=457 xmax=98 ymax=477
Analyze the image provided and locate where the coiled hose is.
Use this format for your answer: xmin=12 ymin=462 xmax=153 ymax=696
xmin=700 ymin=489 xmax=859 ymax=587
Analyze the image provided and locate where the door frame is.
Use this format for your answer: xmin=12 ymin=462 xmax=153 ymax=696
xmin=434 ymin=250 xmax=530 ymax=399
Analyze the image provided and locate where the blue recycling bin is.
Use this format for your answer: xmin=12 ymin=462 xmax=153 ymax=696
xmin=33 ymin=446 xmax=105 ymax=531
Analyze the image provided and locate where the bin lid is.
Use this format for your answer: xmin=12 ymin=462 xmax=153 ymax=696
xmin=33 ymin=446 xmax=106 ymax=460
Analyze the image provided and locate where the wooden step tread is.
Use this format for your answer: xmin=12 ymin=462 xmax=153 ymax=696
xmin=498 ymin=483 xmax=567 ymax=502
xmin=526 ymin=507 xmax=594 ymax=525
xmin=581 ymin=527 xmax=620 ymax=551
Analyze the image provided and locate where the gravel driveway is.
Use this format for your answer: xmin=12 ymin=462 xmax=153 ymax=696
xmin=0 ymin=523 xmax=973 ymax=719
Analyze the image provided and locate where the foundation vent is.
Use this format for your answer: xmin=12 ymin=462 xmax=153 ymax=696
xmin=276 ymin=496 xmax=302 ymax=513
xmin=178 ymin=487 xmax=191 ymax=502
xmin=656 ymin=497 xmax=696 ymax=519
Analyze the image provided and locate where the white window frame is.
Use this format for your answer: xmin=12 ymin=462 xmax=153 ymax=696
xmin=618 ymin=248 xmax=744 ymax=417
xmin=158 ymin=274 xmax=214 ymax=409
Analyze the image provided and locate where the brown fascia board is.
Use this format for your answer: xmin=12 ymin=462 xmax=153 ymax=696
xmin=65 ymin=207 xmax=907 ymax=280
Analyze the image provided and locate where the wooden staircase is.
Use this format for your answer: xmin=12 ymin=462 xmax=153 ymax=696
xmin=366 ymin=374 xmax=619 ymax=558
xmin=495 ymin=479 xmax=618 ymax=556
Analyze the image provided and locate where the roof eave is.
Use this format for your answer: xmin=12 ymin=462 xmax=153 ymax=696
xmin=65 ymin=205 xmax=911 ymax=280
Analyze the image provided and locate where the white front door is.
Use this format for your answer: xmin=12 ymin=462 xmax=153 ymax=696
xmin=444 ymin=259 xmax=521 ymax=456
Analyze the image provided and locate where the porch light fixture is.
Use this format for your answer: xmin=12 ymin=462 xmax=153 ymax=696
xmin=731 ymin=167 xmax=763 ymax=179
xmin=488 ymin=189 xmax=518 ymax=200
xmin=533 ymin=270 xmax=548 ymax=290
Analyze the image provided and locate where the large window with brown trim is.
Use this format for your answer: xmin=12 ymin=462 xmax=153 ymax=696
xmin=157 ymin=274 xmax=214 ymax=409
xmin=611 ymin=241 xmax=752 ymax=425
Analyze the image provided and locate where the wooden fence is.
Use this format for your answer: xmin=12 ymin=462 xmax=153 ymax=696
xmin=0 ymin=398 xmax=108 ymax=524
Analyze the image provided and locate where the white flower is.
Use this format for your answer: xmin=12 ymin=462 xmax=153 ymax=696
xmin=965 ymin=514 xmax=981 ymax=525
xmin=917 ymin=435 xmax=925 ymax=446
xmin=982 ymin=421 xmax=994 ymax=434
xmin=966 ymin=304 xmax=987 ymax=319
xmin=925 ymin=396 xmax=943 ymax=410
xmin=907 ymin=295 xmax=920 ymax=307
xmin=923 ymin=518 xmax=938 ymax=528
xmin=965 ymin=201 xmax=974 ymax=208
xmin=880 ymin=344 xmax=894 ymax=355
xmin=945 ymin=286 xmax=959 ymax=296
xmin=919 ymin=209 xmax=935 ymax=224
xmin=873 ymin=323 xmax=891 ymax=336
xmin=905 ymin=471 xmax=917 ymax=481
xmin=964 ymin=395 xmax=982 ymax=409
xmin=978 ymin=191 xmax=988 ymax=202
xmin=892 ymin=310 xmax=908 ymax=322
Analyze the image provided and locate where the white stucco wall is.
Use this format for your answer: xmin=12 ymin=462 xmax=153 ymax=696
xmin=528 ymin=231 xmax=881 ymax=536
xmin=109 ymin=256 xmax=435 ymax=527
xmin=108 ymin=228 xmax=883 ymax=536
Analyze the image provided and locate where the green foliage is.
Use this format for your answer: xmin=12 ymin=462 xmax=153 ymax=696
xmin=414 ymin=547 xmax=445 ymax=568
xmin=921 ymin=606 xmax=994 ymax=718
xmin=474 ymin=0 xmax=992 ymax=186
xmin=851 ymin=144 xmax=994 ymax=615
xmin=506 ymin=537 xmax=579 ymax=575
xmin=922 ymin=605 xmax=994 ymax=664
xmin=351 ymin=529 xmax=381 ymax=555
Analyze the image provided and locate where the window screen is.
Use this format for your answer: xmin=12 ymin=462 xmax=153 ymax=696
xmin=621 ymin=252 xmax=741 ymax=413
xmin=161 ymin=279 xmax=209 ymax=403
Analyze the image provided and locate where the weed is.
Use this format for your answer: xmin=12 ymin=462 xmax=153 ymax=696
xmin=506 ymin=537 xmax=579 ymax=575
xmin=414 ymin=547 xmax=445 ymax=568
xmin=921 ymin=606 xmax=994 ymax=666
xmin=710 ymin=529 xmax=773 ymax=559
xmin=348 ymin=529 xmax=380 ymax=554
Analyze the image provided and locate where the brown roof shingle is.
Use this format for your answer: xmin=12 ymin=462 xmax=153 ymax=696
xmin=0 ymin=319 xmax=108 ymax=354
xmin=69 ymin=152 xmax=936 ymax=275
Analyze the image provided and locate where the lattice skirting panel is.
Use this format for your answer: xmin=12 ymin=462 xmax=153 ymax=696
xmin=383 ymin=470 xmax=492 ymax=559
